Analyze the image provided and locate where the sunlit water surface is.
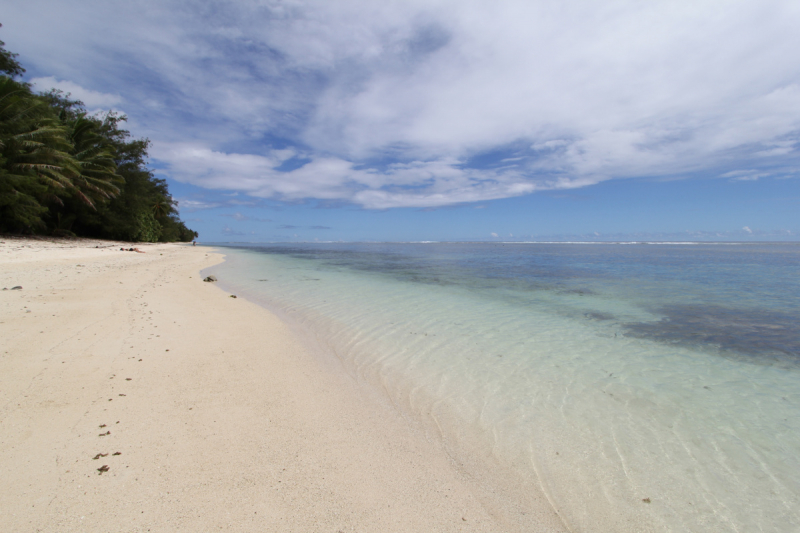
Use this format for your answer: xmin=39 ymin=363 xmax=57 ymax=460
xmin=204 ymin=242 xmax=800 ymax=532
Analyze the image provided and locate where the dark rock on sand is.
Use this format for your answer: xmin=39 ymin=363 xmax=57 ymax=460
xmin=203 ymin=276 xmax=217 ymax=282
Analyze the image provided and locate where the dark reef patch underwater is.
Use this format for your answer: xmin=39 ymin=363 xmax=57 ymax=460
xmin=229 ymin=241 xmax=800 ymax=365
xmin=624 ymin=304 xmax=799 ymax=365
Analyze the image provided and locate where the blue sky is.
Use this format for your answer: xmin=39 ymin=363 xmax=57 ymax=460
xmin=4 ymin=0 xmax=800 ymax=241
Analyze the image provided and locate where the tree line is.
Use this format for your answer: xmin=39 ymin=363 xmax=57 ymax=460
xmin=0 ymin=26 xmax=197 ymax=242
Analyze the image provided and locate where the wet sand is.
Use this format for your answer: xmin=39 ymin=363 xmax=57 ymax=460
xmin=0 ymin=237 xmax=565 ymax=532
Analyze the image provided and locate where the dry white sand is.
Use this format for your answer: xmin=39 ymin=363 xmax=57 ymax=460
xmin=0 ymin=237 xmax=566 ymax=532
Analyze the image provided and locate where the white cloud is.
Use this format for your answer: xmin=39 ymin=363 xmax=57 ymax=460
xmin=722 ymin=170 xmax=771 ymax=181
xmin=532 ymin=140 xmax=570 ymax=151
xmin=221 ymin=225 xmax=245 ymax=236
xmin=176 ymin=199 xmax=220 ymax=211
xmin=29 ymin=76 xmax=123 ymax=109
xmin=743 ymin=226 xmax=753 ymax=233
xmin=7 ymin=0 xmax=800 ymax=207
xmin=153 ymin=142 xmax=553 ymax=208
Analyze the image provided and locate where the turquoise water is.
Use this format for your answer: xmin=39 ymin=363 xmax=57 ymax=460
xmin=204 ymin=242 xmax=800 ymax=532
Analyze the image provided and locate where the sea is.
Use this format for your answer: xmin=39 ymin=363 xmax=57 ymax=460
xmin=202 ymin=242 xmax=800 ymax=532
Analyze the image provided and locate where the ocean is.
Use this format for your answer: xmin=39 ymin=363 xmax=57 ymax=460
xmin=203 ymin=242 xmax=800 ymax=532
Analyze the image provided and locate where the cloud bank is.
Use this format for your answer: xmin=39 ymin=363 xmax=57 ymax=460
xmin=29 ymin=77 xmax=123 ymax=111
xmin=7 ymin=0 xmax=800 ymax=208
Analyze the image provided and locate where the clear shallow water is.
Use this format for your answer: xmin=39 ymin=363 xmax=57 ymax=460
xmin=205 ymin=242 xmax=800 ymax=532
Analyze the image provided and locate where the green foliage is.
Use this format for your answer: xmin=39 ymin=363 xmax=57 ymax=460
xmin=0 ymin=24 xmax=24 ymax=78
xmin=134 ymin=210 xmax=162 ymax=242
xmin=69 ymin=114 xmax=123 ymax=205
xmin=0 ymin=29 xmax=197 ymax=241
xmin=0 ymin=77 xmax=75 ymax=231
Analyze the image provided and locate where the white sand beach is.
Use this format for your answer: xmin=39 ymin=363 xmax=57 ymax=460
xmin=0 ymin=237 xmax=565 ymax=532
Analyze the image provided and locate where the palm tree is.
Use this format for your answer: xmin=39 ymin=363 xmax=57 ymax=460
xmin=68 ymin=114 xmax=123 ymax=207
xmin=151 ymin=196 xmax=177 ymax=219
xmin=0 ymin=77 xmax=77 ymax=229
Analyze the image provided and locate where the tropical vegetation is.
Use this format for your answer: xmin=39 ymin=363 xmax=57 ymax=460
xmin=0 ymin=26 xmax=197 ymax=242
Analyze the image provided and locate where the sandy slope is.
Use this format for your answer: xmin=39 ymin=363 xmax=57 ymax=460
xmin=0 ymin=237 xmax=565 ymax=532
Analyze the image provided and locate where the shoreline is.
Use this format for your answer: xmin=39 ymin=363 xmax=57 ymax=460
xmin=203 ymin=246 xmax=573 ymax=532
xmin=0 ymin=238 xmax=565 ymax=532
